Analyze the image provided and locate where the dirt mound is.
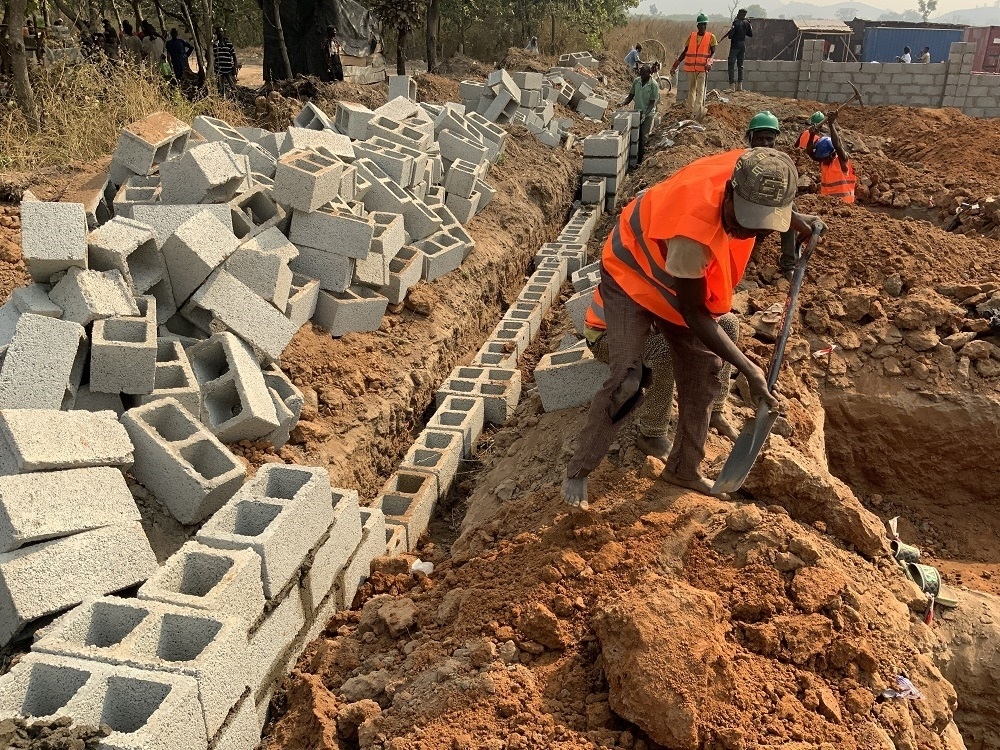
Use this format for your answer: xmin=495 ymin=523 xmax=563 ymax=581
xmin=435 ymin=53 xmax=492 ymax=78
xmin=495 ymin=47 xmax=559 ymax=74
xmin=0 ymin=716 xmax=109 ymax=748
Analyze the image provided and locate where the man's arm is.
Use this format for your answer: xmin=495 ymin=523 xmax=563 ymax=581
xmin=671 ymin=47 xmax=687 ymax=72
xmin=790 ymin=210 xmax=826 ymax=240
xmin=674 ymin=275 xmax=778 ymax=406
xmin=184 ymin=40 xmax=193 ymax=55
xmin=622 ymin=80 xmax=636 ymax=106
xmin=828 ymin=115 xmax=849 ymax=167
xmin=745 ymin=20 xmax=752 ymax=36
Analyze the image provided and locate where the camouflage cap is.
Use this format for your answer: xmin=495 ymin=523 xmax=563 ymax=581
xmin=730 ymin=147 xmax=798 ymax=232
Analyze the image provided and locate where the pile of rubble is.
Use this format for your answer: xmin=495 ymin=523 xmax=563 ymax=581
xmin=0 ymin=77 xmax=520 ymax=750
xmin=459 ymin=57 xmax=610 ymax=148
xmin=938 ymin=194 xmax=1000 ymax=239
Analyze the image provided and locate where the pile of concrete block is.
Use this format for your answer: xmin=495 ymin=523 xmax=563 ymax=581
xmin=459 ymin=65 xmax=609 ymax=148
xmin=581 ymin=130 xmax=629 ymax=212
xmin=558 ymin=51 xmax=599 ymax=69
xmin=613 ymin=109 xmax=642 ymax=171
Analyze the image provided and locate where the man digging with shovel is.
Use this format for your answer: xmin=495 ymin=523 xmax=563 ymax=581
xmin=562 ymin=148 xmax=825 ymax=509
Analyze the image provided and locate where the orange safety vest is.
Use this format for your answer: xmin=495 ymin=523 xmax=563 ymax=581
xmin=585 ymin=286 xmax=606 ymax=331
xmin=796 ymin=129 xmax=819 ymax=150
xmin=820 ymin=158 xmax=856 ymax=203
xmin=683 ymin=31 xmax=713 ymax=73
xmin=599 ymin=150 xmax=755 ymax=328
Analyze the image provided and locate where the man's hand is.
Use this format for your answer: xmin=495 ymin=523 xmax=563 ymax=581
xmin=790 ymin=211 xmax=826 ymax=241
xmin=706 ymin=63 xmax=713 ymax=71
xmin=826 ymin=110 xmax=838 ymax=123
xmin=746 ymin=364 xmax=778 ymax=408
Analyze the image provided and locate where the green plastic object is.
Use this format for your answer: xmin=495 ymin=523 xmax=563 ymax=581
xmin=747 ymin=111 xmax=780 ymax=134
xmin=809 ymin=111 xmax=826 ymax=125
xmin=697 ymin=13 xmax=709 ymax=23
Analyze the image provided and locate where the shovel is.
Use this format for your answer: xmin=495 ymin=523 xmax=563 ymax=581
xmin=711 ymin=228 xmax=822 ymax=495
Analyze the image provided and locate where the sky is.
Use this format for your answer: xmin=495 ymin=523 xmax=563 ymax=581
xmin=651 ymin=0 xmax=995 ymax=18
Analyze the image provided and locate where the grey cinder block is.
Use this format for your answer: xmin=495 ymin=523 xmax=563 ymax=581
xmin=272 ymin=149 xmax=345 ymax=213
xmin=223 ymin=245 xmax=293 ymax=311
xmin=91 ymin=296 xmax=158 ymax=395
xmin=0 ymin=409 xmax=133 ymax=475
xmin=379 ymin=245 xmax=423 ymax=304
xmin=285 ymin=273 xmax=321 ymax=326
xmin=400 ymin=428 xmax=462 ymax=499
xmin=262 ymin=362 xmax=303 ymax=449
xmin=0 ymin=314 xmax=86 ymax=410
xmin=130 ymin=203 xmax=233 ymax=248
xmin=289 ymin=245 xmax=354 ymax=294
xmin=313 ymin=286 xmax=389 ymax=338
xmin=375 ymin=469 xmax=437 ymax=551
xmin=289 ymin=206 xmax=374 ymax=260
xmin=161 ymin=210 xmax=240 ymax=306
xmin=435 ymin=366 xmax=521 ymax=425
xmin=301 ymin=488 xmax=363 ymax=615
xmin=70 ymin=384 xmax=125 ymax=416
xmin=0 ymin=522 xmax=156 ymax=646
xmin=535 ymin=342 xmax=609 ymax=412
xmin=158 ymin=141 xmax=248 ymax=205
xmin=122 ymin=398 xmax=246 ymax=525
xmin=49 ymin=268 xmax=139 ymax=326
xmin=134 ymin=338 xmax=201 ymax=416
xmin=20 ymin=201 xmax=89 ymax=283
xmin=334 ymin=101 xmax=374 ymax=140
xmin=113 ymin=111 xmax=191 ymax=175
xmin=230 ymin=186 xmax=289 ymax=240
xmin=284 ymin=127 xmax=354 ymax=160
xmin=247 ymin=581 xmax=305 ymax=696
xmin=293 ymin=102 xmax=335 ymax=131
xmin=87 ymin=217 xmax=165 ymax=294
xmin=429 ymin=393 xmax=484 ymax=457
xmin=10 ymin=285 xmax=61 ymax=318
xmin=336 ymin=507 xmax=385 ymax=609
xmin=388 ymin=75 xmax=417 ymax=101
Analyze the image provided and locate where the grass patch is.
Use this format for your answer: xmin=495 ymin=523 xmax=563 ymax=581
xmin=0 ymin=62 xmax=248 ymax=172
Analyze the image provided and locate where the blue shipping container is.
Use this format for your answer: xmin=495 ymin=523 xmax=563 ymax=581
xmin=862 ymin=26 xmax=964 ymax=62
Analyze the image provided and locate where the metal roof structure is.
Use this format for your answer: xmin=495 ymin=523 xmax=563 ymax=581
xmin=793 ymin=19 xmax=853 ymax=33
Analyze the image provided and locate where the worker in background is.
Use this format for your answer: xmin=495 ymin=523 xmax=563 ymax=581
xmin=165 ymin=28 xmax=193 ymax=84
xmin=671 ymin=14 xmax=716 ymax=121
xmin=120 ymin=20 xmax=142 ymax=63
xmin=525 ymin=36 xmax=540 ymax=55
xmin=213 ymin=27 xmax=239 ymax=97
xmin=139 ymin=21 xmax=165 ymax=72
xmin=796 ymin=111 xmax=825 ymax=151
xmin=746 ymin=110 xmax=779 ymax=147
xmin=561 ymin=148 xmax=826 ymax=508
xmin=807 ymin=110 xmax=856 ymax=203
xmin=897 ymin=46 xmax=912 ymax=63
xmin=624 ymin=43 xmax=643 ymax=76
xmin=621 ymin=64 xmax=659 ymax=166
xmin=721 ymin=8 xmax=752 ymax=91
xmin=919 ymin=46 xmax=931 ymax=63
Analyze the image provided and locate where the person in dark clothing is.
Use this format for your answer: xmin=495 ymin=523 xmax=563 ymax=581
xmin=165 ymin=28 xmax=193 ymax=84
xmin=213 ymin=27 xmax=238 ymax=97
xmin=721 ymin=8 xmax=753 ymax=91
xmin=326 ymin=26 xmax=345 ymax=82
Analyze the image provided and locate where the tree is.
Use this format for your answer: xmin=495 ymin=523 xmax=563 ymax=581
xmin=917 ymin=0 xmax=937 ymax=21
xmin=427 ymin=0 xmax=441 ymax=72
xmin=745 ymin=3 xmax=765 ymax=17
xmin=7 ymin=0 xmax=39 ymax=133
xmin=835 ymin=6 xmax=856 ymax=20
xmin=372 ymin=0 xmax=423 ymax=74
xmin=649 ymin=3 xmax=660 ymax=15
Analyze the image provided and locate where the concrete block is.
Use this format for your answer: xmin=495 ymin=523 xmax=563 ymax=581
xmin=10 ymin=285 xmax=61 ymax=319
xmin=385 ymin=523 xmax=406 ymax=557
xmin=190 ymin=270 xmax=300 ymax=362
xmin=400 ymin=428 xmax=462 ymax=499
xmin=113 ymin=111 xmax=190 ymax=175
xmin=0 ymin=409 xmax=132 ymax=475
xmin=223 ymin=246 xmax=293 ymax=312
xmin=71 ymin=384 xmax=125 ymax=415
xmin=285 ymin=273 xmax=321 ymax=326
xmin=198 ymin=464 xmax=334 ymax=598
xmin=0 ymin=522 xmax=156 ymax=646
xmin=488 ymin=69 xmax=521 ymax=100
xmin=334 ymin=101 xmax=375 ymax=140
xmin=87 ymin=217 xmax=164 ymax=294
xmin=534 ymin=254 xmax=569 ymax=287
xmin=313 ymin=285 xmax=389 ymax=337
xmin=380 ymin=245 xmax=423 ymax=304
xmin=0 ymin=314 xmax=85 ymax=410
xmin=272 ymin=149 xmax=345 ymax=213
xmin=134 ymin=338 xmax=201 ymax=416
xmin=159 ymin=141 xmax=248 ymax=205
xmin=583 ymin=131 xmax=626 ymax=158
xmin=435 ymin=366 xmax=521 ymax=425
xmin=388 ymin=75 xmax=417 ymax=101
xmin=261 ymin=363 xmax=303 ymax=449
xmin=503 ymin=300 xmax=543 ymax=337
xmin=91 ymin=296 xmax=158 ymax=395
xmin=0 ymin=467 xmax=138 ymax=553
xmin=192 ymin=115 xmax=250 ymax=151
xmin=459 ymin=80 xmax=486 ymax=100
xmin=35 ymin=595 xmax=251 ymax=737
xmin=186 ymin=332 xmax=280 ymax=440
xmin=571 ymin=261 xmax=601 ymax=292
xmin=248 ymin=582 xmax=305 ymax=699
xmin=289 ymin=245 xmax=354 ymax=294
xmin=581 ymin=175 xmax=607 ymax=206
xmin=535 ymin=341 xmax=609 ymax=412
xmin=301 ymin=488 xmax=363 ymax=614
xmin=427 ymin=394 xmax=484 ymax=458
xmin=293 ymin=102 xmax=335 ymax=131
xmin=512 ymin=71 xmax=543 ymax=91
xmin=487 ymin=318 xmax=531 ymax=356
xmin=577 ymin=96 xmax=608 ymax=119
xmin=284 ymin=127 xmax=354 ymax=160
xmin=565 ymin=285 xmax=596 ymax=335
xmin=122 ymin=398 xmax=246 ymax=524
xmin=49 ymin=268 xmax=138 ymax=326
xmin=416 ymin=231 xmax=465 ymax=281
xmin=444 ymin=189 xmax=481 ymax=224
xmin=229 ymin=186 xmax=289 ymax=240
xmin=20 ymin=201 xmax=88 ymax=283
xmin=375 ymin=469 xmax=437 ymax=551
xmin=438 ymin=130 xmax=490 ymax=166
xmin=470 ymin=338 xmax=516 ymax=368
xmin=354 ymin=159 xmax=442 ymax=241
xmin=210 ymin=691 xmax=261 ymax=750
xmin=161 ymin=210 xmax=239 ymax=306
xmin=444 ymin=159 xmax=478 ymax=200
xmin=62 ymin=172 xmax=114 ymax=229
xmin=336 ymin=507 xmax=384 ymax=609
xmin=290 ymin=205 xmax=373 ymax=259
xmin=354 ymin=140 xmax=416 ymax=186
xmin=0 ymin=653 xmax=206 ymax=749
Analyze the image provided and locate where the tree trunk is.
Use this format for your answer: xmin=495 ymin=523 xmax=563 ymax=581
xmin=458 ymin=5 xmax=464 ymax=53
xmin=425 ymin=0 xmax=439 ymax=72
xmin=129 ymin=0 xmax=139 ymax=26
xmin=272 ymin=0 xmax=292 ymax=79
xmin=150 ymin=0 xmax=166 ymax=35
xmin=179 ymin=0 xmax=205 ymax=84
xmin=198 ymin=0 xmax=212 ymax=80
xmin=550 ymin=12 xmax=555 ymax=54
xmin=8 ymin=0 xmax=39 ymax=132
xmin=396 ymin=25 xmax=406 ymax=74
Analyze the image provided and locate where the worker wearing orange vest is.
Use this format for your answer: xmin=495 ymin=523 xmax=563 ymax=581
xmin=562 ymin=148 xmax=825 ymax=509
xmin=796 ymin=111 xmax=826 ymax=151
xmin=670 ymin=14 xmax=716 ymax=121
xmin=807 ymin=110 xmax=856 ymax=203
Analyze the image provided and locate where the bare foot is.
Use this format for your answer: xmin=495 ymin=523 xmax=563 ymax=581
xmin=660 ymin=470 xmax=730 ymax=499
xmin=710 ymin=411 xmax=740 ymax=441
xmin=635 ymin=433 xmax=671 ymax=461
xmin=561 ymin=475 xmax=590 ymax=511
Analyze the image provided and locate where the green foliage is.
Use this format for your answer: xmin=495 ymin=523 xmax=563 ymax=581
xmin=835 ymin=6 xmax=857 ymax=21
xmin=372 ymin=0 xmax=424 ymax=34
xmin=744 ymin=3 xmax=765 ymax=17
xmin=916 ymin=0 xmax=937 ymax=21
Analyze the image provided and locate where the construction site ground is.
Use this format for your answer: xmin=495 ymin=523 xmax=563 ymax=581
xmin=3 ymin=51 xmax=1000 ymax=750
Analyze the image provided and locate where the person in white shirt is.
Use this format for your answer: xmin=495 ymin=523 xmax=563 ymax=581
xmin=897 ymin=46 xmax=911 ymax=63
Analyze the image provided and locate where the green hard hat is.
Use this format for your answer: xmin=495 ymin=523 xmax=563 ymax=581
xmin=809 ymin=111 xmax=826 ymax=125
xmin=697 ymin=13 xmax=709 ymax=22
xmin=748 ymin=110 xmax=781 ymax=134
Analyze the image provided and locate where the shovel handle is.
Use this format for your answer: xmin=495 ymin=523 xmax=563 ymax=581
xmin=765 ymin=228 xmax=821 ymax=391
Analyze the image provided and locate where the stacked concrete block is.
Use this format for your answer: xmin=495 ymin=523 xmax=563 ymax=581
xmin=230 ymin=186 xmax=290 ymax=240
xmin=334 ymin=101 xmax=374 ymax=140
xmin=34 ymin=596 xmax=251 ymax=738
xmin=0 ymin=409 xmax=133 ymax=475
xmin=0 ymin=466 xmax=138 ymax=553
xmin=558 ymin=51 xmax=599 ymax=68
xmin=380 ymin=245 xmax=423 ymax=304
xmin=438 ymin=129 xmax=490 ymax=166
xmin=355 ymin=212 xmax=404 ymax=288
xmin=427 ymin=394 xmax=484 ymax=458
xmin=565 ymin=285 xmax=597 ymax=335
xmin=613 ymin=110 xmax=641 ymax=172
xmin=435 ymin=366 xmax=521 ymax=425
xmin=87 ymin=216 xmax=165 ymax=294
xmin=535 ymin=242 xmax=588 ymax=275
xmin=112 ymin=111 xmax=190 ymax=178
xmin=190 ymin=269 xmax=300 ymax=361
xmin=535 ymin=340 xmax=610 ymax=412
xmin=301 ymin=488 xmax=362 ymax=615
xmin=470 ymin=339 xmax=517 ymax=369
xmin=0 ymin=653 xmax=207 ymax=748
xmin=161 ymin=210 xmax=240 ymax=305
xmin=0 ymin=522 xmax=156 ymax=646
xmin=313 ymin=285 xmax=389 ymax=337
xmin=187 ymin=332 xmax=280 ymax=441
xmin=368 ymin=115 xmax=433 ymax=152
xmin=285 ymin=273 xmax=321 ymax=325
xmin=375 ymin=469 xmax=437 ymax=552
xmin=159 ymin=141 xmax=248 ymax=205
xmin=90 ymin=296 xmax=158 ymax=395
xmin=400 ymin=428 xmax=462 ymax=499
xmin=582 ymin=129 xmax=628 ymax=209
xmin=572 ymin=261 xmax=601 ymax=292
xmin=20 ymin=201 xmax=88 ymax=283
xmin=336 ymin=506 xmax=384 ymax=609
xmin=355 ymin=159 xmax=442 ymax=241
xmin=223 ymin=245 xmax=293 ymax=311
xmin=503 ymin=300 xmax=543 ymax=338
xmin=0 ymin=313 xmax=85 ymax=410
xmin=284 ymin=127 xmax=354 ymax=160
xmin=559 ymin=206 xmax=600 ymax=246
xmin=354 ymin=139 xmax=416 ymax=186
xmin=123 ymin=398 xmax=245 ymax=524
xmin=487 ymin=318 xmax=532 ymax=359
xmin=272 ymin=149 xmax=345 ymax=212
xmin=293 ymin=102 xmax=335 ymax=131
xmin=289 ymin=244 xmax=354 ymax=294
xmin=389 ymin=75 xmax=417 ymax=101
xmin=290 ymin=204 xmax=374 ymax=259
xmin=581 ymin=175 xmax=607 ymax=208
xmin=135 ymin=338 xmax=201 ymax=415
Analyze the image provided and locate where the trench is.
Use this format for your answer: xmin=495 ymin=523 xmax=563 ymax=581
xmin=821 ymin=378 xmax=1000 ymax=748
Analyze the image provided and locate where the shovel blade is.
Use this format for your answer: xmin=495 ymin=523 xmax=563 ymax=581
xmin=711 ymin=402 xmax=779 ymax=494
